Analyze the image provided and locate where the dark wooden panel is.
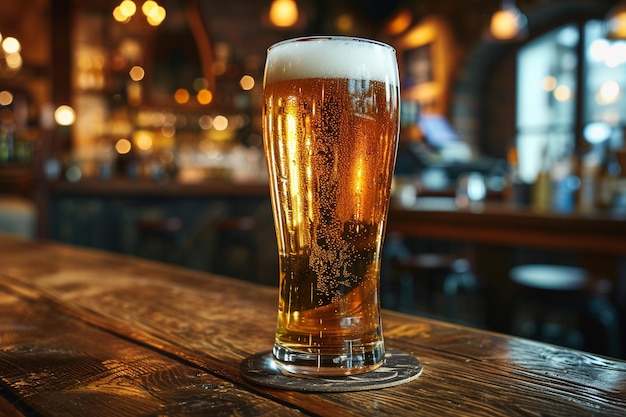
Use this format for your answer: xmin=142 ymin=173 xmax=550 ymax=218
xmin=0 ymin=237 xmax=625 ymax=416
xmin=51 ymin=178 xmax=270 ymax=198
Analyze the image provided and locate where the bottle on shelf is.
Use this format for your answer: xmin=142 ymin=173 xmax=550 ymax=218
xmin=596 ymin=146 xmax=622 ymax=209
xmin=577 ymin=152 xmax=600 ymax=212
xmin=0 ymin=121 xmax=16 ymax=163
xmin=550 ymin=150 xmax=578 ymax=213
xmin=504 ymin=144 xmax=531 ymax=206
xmin=532 ymin=146 xmax=551 ymax=212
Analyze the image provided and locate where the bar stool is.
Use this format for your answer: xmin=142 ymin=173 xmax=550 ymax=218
xmin=509 ymin=264 xmax=621 ymax=358
xmin=212 ymin=215 xmax=258 ymax=281
xmin=135 ymin=217 xmax=183 ymax=263
xmin=391 ymin=252 xmax=480 ymax=324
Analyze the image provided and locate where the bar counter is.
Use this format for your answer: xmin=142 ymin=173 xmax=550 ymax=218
xmin=0 ymin=235 xmax=625 ymax=416
xmin=388 ymin=197 xmax=626 ymax=257
xmin=50 ymin=180 xmax=626 ymax=257
xmin=49 ymin=178 xmax=271 ymax=198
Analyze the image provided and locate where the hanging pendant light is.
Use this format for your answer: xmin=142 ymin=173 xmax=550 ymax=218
xmin=0 ymin=33 xmax=23 ymax=77
xmin=112 ymin=0 xmax=166 ymax=26
xmin=605 ymin=1 xmax=626 ymax=40
xmin=489 ymin=0 xmax=528 ymax=41
xmin=269 ymin=0 xmax=299 ymax=28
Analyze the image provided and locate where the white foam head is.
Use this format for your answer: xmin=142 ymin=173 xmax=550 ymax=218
xmin=264 ymin=37 xmax=398 ymax=85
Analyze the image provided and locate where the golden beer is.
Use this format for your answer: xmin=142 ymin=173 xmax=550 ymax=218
xmin=263 ymin=37 xmax=400 ymax=376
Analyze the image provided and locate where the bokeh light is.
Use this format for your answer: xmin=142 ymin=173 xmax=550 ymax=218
xmin=174 ymin=88 xmax=190 ymax=104
xmin=115 ymin=138 xmax=132 ymax=154
xmin=129 ymin=65 xmax=145 ymax=81
xmin=213 ymin=115 xmax=228 ymax=131
xmin=239 ymin=75 xmax=255 ymax=90
xmin=54 ymin=105 xmax=76 ymax=126
xmin=197 ymin=89 xmax=213 ymax=105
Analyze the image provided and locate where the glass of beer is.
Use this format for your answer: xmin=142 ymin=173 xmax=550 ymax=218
xmin=263 ymin=36 xmax=400 ymax=376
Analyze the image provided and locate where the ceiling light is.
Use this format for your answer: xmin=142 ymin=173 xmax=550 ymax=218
xmin=489 ymin=0 xmax=527 ymax=41
xmin=269 ymin=0 xmax=299 ymax=28
xmin=606 ymin=1 xmax=626 ymax=40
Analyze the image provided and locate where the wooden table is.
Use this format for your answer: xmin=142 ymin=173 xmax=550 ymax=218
xmin=0 ymin=235 xmax=625 ymax=416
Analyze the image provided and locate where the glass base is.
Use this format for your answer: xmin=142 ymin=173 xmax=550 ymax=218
xmin=272 ymin=343 xmax=385 ymax=376
xmin=241 ymin=349 xmax=423 ymax=392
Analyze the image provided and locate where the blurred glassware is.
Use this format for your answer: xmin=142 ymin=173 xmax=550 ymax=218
xmin=456 ymin=172 xmax=486 ymax=208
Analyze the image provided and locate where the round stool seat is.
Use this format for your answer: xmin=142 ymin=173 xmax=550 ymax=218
xmin=510 ymin=264 xmax=588 ymax=292
xmin=396 ymin=254 xmax=471 ymax=275
xmin=135 ymin=217 xmax=183 ymax=263
xmin=508 ymin=264 xmax=621 ymax=358
xmin=391 ymin=253 xmax=479 ymax=324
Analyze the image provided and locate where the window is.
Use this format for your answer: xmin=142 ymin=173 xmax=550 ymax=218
xmin=516 ymin=20 xmax=625 ymax=183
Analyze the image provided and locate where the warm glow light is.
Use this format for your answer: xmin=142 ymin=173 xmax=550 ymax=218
xmin=117 ymin=0 xmax=165 ymax=25
xmin=197 ymin=89 xmax=213 ymax=105
xmin=269 ymin=0 xmax=299 ymax=28
xmin=115 ymin=138 xmax=132 ymax=154
xmin=5 ymin=53 xmax=22 ymax=70
xmin=239 ymin=75 xmax=255 ymax=90
xmin=335 ymin=13 xmax=354 ymax=33
xmin=129 ymin=65 xmax=145 ymax=81
xmin=213 ymin=115 xmax=228 ymax=131
xmin=120 ymin=0 xmax=137 ymax=17
xmin=553 ymin=85 xmax=572 ymax=101
xmin=1 ymin=37 xmax=20 ymax=54
xmin=285 ymin=112 xmax=303 ymax=229
xmin=542 ymin=75 xmax=557 ymax=91
xmin=113 ymin=6 xmax=130 ymax=23
xmin=146 ymin=6 xmax=166 ymax=26
xmin=606 ymin=4 xmax=626 ymax=40
xmin=135 ymin=132 xmax=153 ymax=151
xmin=490 ymin=8 xmax=521 ymax=40
xmin=142 ymin=0 xmax=158 ymax=16
xmin=0 ymin=91 xmax=13 ymax=106
xmin=597 ymin=80 xmax=621 ymax=104
xmin=127 ymin=82 xmax=142 ymax=106
xmin=174 ymin=88 xmax=190 ymax=104
xmin=386 ymin=8 xmax=412 ymax=35
xmin=0 ymin=36 xmax=24 ymax=74
xmin=54 ymin=105 xmax=76 ymax=126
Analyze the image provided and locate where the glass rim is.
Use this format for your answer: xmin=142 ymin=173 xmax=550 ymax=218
xmin=267 ymin=36 xmax=395 ymax=53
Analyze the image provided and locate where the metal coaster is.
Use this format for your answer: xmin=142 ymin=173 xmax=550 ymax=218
xmin=240 ymin=350 xmax=422 ymax=392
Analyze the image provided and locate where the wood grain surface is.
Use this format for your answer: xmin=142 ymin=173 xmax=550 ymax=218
xmin=0 ymin=236 xmax=625 ymax=416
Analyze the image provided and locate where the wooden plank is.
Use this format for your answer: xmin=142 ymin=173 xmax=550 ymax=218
xmin=0 ymin=285 xmax=301 ymax=417
xmin=1 ymin=237 xmax=625 ymax=416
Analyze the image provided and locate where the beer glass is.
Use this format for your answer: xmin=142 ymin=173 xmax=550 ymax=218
xmin=263 ymin=36 xmax=400 ymax=376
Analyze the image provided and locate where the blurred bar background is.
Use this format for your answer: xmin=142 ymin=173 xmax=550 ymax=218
xmin=0 ymin=0 xmax=625 ymax=358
